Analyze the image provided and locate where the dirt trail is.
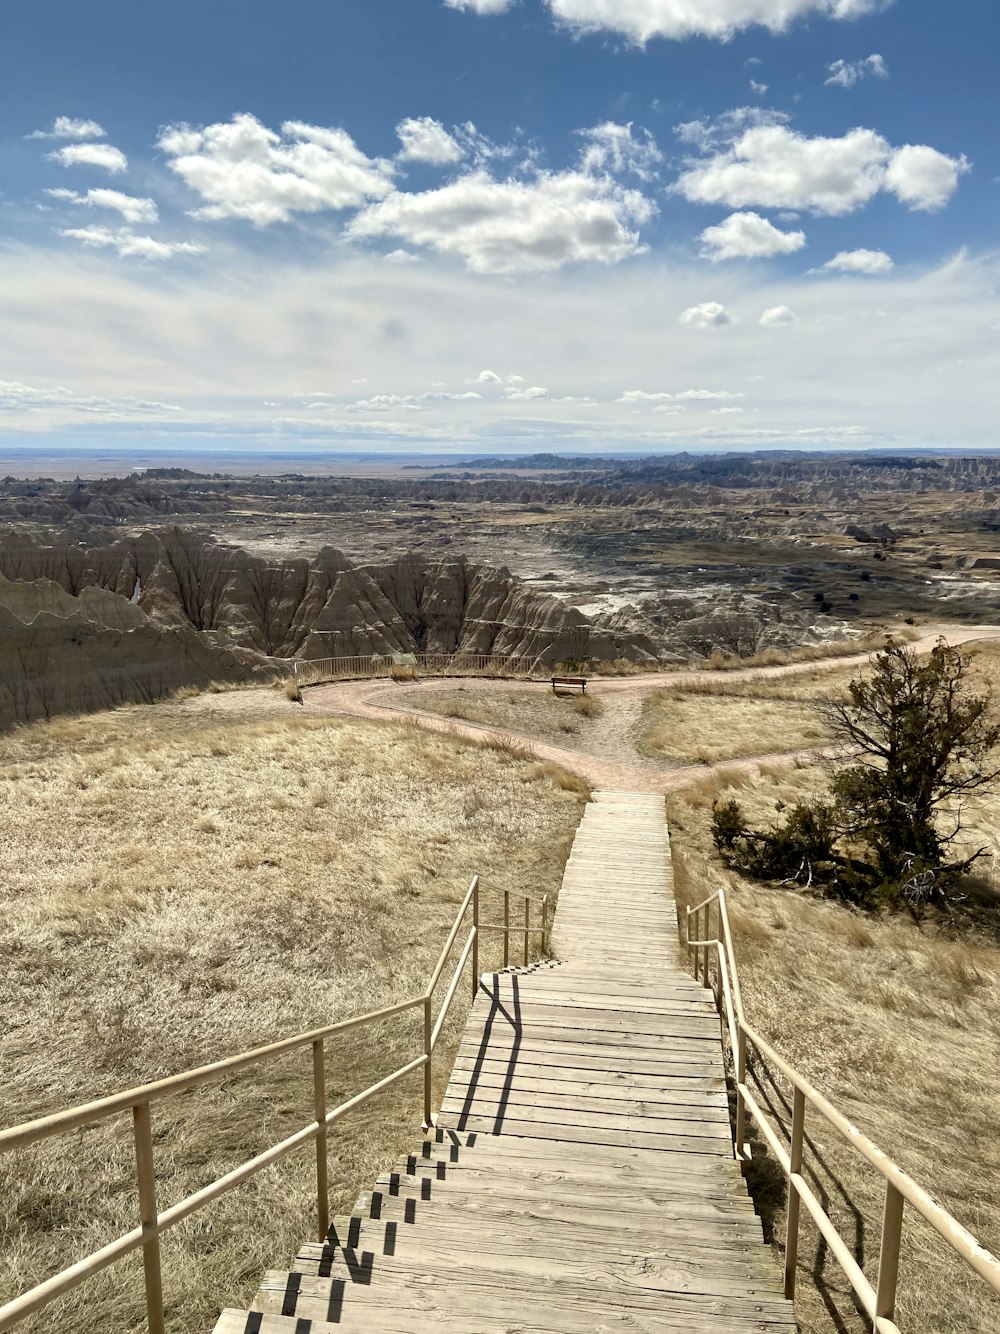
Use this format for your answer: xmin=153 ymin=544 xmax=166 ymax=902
xmin=299 ymin=624 xmax=1000 ymax=795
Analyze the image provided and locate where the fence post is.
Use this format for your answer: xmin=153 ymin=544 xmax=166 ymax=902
xmin=523 ymin=897 xmax=530 ymax=966
xmin=132 ymin=1100 xmax=165 ymax=1334
xmin=783 ymin=1086 xmax=806 ymax=1299
xmin=422 ymin=997 xmax=433 ymax=1130
xmin=874 ymin=1183 xmax=905 ymax=1328
xmin=503 ymin=890 xmax=510 ymax=969
xmin=471 ymin=881 xmax=480 ymax=1000
xmin=312 ymin=1039 xmax=330 ymax=1240
xmin=542 ymin=895 xmax=549 ymax=955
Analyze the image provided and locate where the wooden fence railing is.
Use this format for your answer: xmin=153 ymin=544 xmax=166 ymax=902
xmin=0 ymin=880 xmax=549 ymax=1334
xmin=686 ymin=888 xmax=1000 ymax=1334
xmin=292 ymin=652 xmax=544 ymax=682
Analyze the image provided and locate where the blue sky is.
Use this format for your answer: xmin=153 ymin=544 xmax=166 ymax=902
xmin=1 ymin=0 xmax=998 ymax=453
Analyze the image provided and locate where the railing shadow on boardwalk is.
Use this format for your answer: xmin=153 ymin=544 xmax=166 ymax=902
xmin=451 ymin=974 xmax=523 ymax=1134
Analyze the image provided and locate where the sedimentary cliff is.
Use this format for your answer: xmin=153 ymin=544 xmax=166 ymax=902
xmin=0 ymin=572 xmax=262 ymax=729
xmin=0 ymin=529 xmax=659 ymax=727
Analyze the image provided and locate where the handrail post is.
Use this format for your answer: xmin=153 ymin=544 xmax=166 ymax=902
xmin=874 ymin=1182 xmax=905 ymax=1328
xmin=312 ymin=1039 xmax=329 ymax=1240
xmin=700 ymin=908 xmax=709 ymax=988
xmin=471 ymin=881 xmax=480 ymax=1000
xmin=503 ymin=890 xmax=510 ymax=969
xmin=735 ymin=1027 xmax=748 ymax=1159
xmin=542 ymin=894 xmax=549 ymax=955
xmin=784 ymin=1086 xmax=806 ymax=1299
xmin=422 ymin=997 xmax=433 ymax=1130
xmin=523 ymin=896 xmax=530 ymax=966
xmin=133 ymin=1100 xmax=165 ymax=1334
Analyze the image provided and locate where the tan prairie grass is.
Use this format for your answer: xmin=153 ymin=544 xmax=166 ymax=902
xmin=400 ymin=685 xmax=605 ymax=747
xmin=571 ymin=693 xmax=603 ymax=719
xmin=0 ymin=705 xmax=584 ymax=1334
xmin=664 ymin=629 xmax=893 ymax=674
xmin=640 ymin=692 xmax=829 ymax=764
xmin=667 ymin=762 xmax=1000 ymax=1334
xmin=668 ymin=661 xmax=866 ymax=703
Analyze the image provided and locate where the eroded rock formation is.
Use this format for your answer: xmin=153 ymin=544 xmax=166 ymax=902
xmin=0 ymin=571 xmax=263 ymax=729
xmin=0 ymin=529 xmax=660 ymax=727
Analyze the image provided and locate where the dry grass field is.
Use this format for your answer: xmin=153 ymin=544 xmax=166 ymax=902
xmin=667 ymin=759 xmax=1000 ymax=1334
xmin=403 ymin=683 xmax=604 ymax=742
xmin=0 ymin=700 xmax=586 ymax=1334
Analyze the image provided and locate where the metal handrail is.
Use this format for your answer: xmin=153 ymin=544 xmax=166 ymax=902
xmin=686 ymin=888 xmax=1000 ymax=1333
xmin=0 ymin=880 xmax=550 ymax=1334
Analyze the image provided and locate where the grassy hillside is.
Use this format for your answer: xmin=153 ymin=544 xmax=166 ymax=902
xmin=0 ymin=698 xmax=585 ymax=1334
xmin=667 ymin=760 xmax=1000 ymax=1334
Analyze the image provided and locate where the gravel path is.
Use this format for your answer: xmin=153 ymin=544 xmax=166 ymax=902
xmin=300 ymin=624 xmax=1000 ymax=794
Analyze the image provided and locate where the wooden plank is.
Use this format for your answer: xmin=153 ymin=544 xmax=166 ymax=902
xmin=438 ymin=1095 xmax=734 ymax=1137
xmin=435 ymin=1113 xmax=730 ymax=1155
xmin=443 ymin=1066 xmax=728 ymax=1102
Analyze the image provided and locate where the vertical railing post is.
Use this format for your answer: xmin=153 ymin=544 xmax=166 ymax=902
xmin=471 ymin=880 xmax=480 ymax=1000
xmin=700 ymin=908 xmax=709 ymax=988
xmin=735 ymin=1027 xmax=748 ymax=1159
xmin=784 ymin=1086 xmax=806 ymax=1299
xmin=503 ymin=890 xmax=510 ymax=969
xmin=132 ymin=1100 xmax=165 ymax=1334
xmin=523 ymin=897 xmax=530 ymax=966
xmin=874 ymin=1183 xmax=905 ymax=1329
xmin=313 ymin=1039 xmax=330 ymax=1241
xmin=542 ymin=895 xmax=549 ymax=955
xmin=422 ymin=996 xmax=433 ymax=1130
xmin=686 ymin=907 xmax=695 ymax=975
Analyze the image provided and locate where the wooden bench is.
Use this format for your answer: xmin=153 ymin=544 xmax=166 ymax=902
xmin=551 ymin=675 xmax=587 ymax=694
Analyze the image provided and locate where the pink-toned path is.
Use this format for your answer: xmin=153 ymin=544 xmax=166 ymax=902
xmin=298 ymin=625 xmax=1000 ymax=795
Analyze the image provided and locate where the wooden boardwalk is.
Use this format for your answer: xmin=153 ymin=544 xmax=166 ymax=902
xmin=213 ymin=791 xmax=795 ymax=1333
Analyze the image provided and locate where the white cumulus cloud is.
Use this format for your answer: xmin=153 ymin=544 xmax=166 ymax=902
xmin=699 ymin=210 xmax=806 ymax=260
xmin=576 ymin=122 xmax=663 ymax=181
xmin=158 ymin=114 xmax=395 ymax=225
xmin=29 ymin=116 xmax=106 ymax=141
xmin=396 ymin=117 xmax=465 ymax=165
xmin=347 ymin=168 xmax=655 ymax=274
xmin=676 ymin=388 xmax=744 ymax=400
xmin=760 ymin=304 xmax=798 ymax=325
xmin=675 ymin=122 xmax=966 ymax=216
xmin=679 ymin=301 xmax=733 ymax=327
xmin=825 ymin=53 xmax=888 ymax=87
xmin=505 ymin=385 xmax=549 ymax=400
xmin=821 ymin=248 xmax=893 ymax=274
xmin=49 ymin=142 xmax=128 ymax=174
xmin=542 ymin=0 xmax=884 ymax=45
xmin=885 ymin=144 xmax=970 ymax=212
xmin=60 ymin=226 xmax=205 ymax=260
xmin=45 ymin=188 xmax=158 ymax=224
xmin=473 ymin=369 xmax=505 ymax=383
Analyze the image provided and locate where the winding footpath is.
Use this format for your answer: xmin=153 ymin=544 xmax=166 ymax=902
xmin=300 ymin=625 xmax=1000 ymax=794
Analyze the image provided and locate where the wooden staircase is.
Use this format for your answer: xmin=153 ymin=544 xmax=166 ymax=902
xmin=212 ymin=792 xmax=796 ymax=1333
